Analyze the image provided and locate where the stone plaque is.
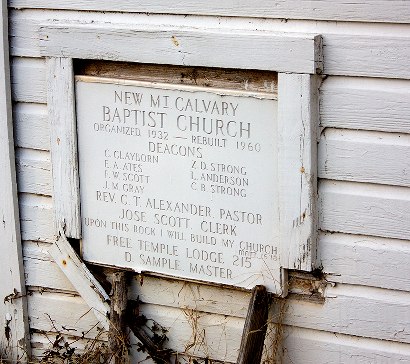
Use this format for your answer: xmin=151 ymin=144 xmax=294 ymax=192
xmin=75 ymin=76 xmax=282 ymax=292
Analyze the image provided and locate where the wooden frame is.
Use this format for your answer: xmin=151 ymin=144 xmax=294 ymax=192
xmin=0 ymin=0 xmax=30 ymax=359
xmin=40 ymin=21 xmax=321 ymax=294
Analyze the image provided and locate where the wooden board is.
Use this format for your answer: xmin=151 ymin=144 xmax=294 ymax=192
xmin=324 ymin=34 xmax=410 ymax=79
xmin=318 ymin=128 xmax=410 ymax=187
xmin=23 ymin=240 xmax=76 ymax=292
xmin=0 ymin=0 xmax=30 ymax=358
xmin=319 ymin=232 xmax=410 ymax=292
xmin=319 ymin=180 xmax=410 ymax=241
xmin=278 ymin=73 xmax=318 ymax=271
xmin=77 ymin=59 xmax=278 ymax=95
xmin=47 ymin=57 xmax=81 ymax=239
xmin=16 ymin=148 xmax=52 ymax=195
xmin=19 ymin=194 xmax=54 ymax=242
xmin=11 ymin=57 xmax=46 ymax=103
xmin=48 ymin=234 xmax=110 ymax=330
xmin=39 ymin=23 xmax=322 ymax=74
xmin=283 ymin=326 xmax=410 ymax=364
xmin=27 ymin=291 xmax=105 ymax=340
xmin=13 ymin=103 xmax=50 ymax=150
xmin=321 ymin=76 xmax=410 ymax=134
xmin=8 ymin=0 xmax=410 ymax=24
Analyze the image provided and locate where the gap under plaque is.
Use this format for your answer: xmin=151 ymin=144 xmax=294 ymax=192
xmin=75 ymin=62 xmax=283 ymax=293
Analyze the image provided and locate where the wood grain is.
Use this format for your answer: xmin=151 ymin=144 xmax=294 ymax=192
xmin=40 ymin=23 xmax=322 ymax=74
xmin=16 ymin=148 xmax=52 ymax=195
xmin=9 ymin=0 xmax=410 ymax=24
xmin=278 ymin=73 xmax=319 ymax=271
xmin=28 ymin=291 xmax=244 ymax=362
xmin=319 ymin=232 xmax=410 ymax=292
xmin=48 ymin=234 xmax=110 ymax=330
xmin=9 ymin=10 xmax=410 ymax=79
xmin=321 ymin=76 xmax=410 ymax=133
xmin=319 ymin=180 xmax=410 ymax=240
xmin=77 ymin=60 xmax=278 ymax=95
xmin=237 ymin=285 xmax=268 ymax=364
xmin=283 ymin=326 xmax=410 ymax=364
xmin=23 ymin=240 xmax=76 ymax=292
xmin=11 ymin=57 xmax=46 ymax=103
xmin=318 ymin=128 xmax=410 ymax=187
xmin=47 ymin=57 xmax=81 ymax=238
xmin=19 ymin=193 xmax=54 ymax=242
xmin=13 ymin=103 xmax=50 ymax=150
xmin=324 ymin=34 xmax=410 ymax=79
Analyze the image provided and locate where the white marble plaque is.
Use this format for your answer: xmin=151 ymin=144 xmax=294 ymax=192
xmin=75 ymin=76 xmax=282 ymax=292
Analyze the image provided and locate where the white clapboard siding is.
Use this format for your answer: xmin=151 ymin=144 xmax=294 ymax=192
xmin=30 ymin=332 xmax=94 ymax=359
xmin=10 ymin=57 xmax=46 ymax=103
xmin=318 ymin=129 xmax=410 ymax=187
xmin=321 ymin=76 xmax=410 ymax=134
xmin=323 ymin=34 xmax=410 ymax=79
xmin=319 ymin=180 xmax=410 ymax=241
xmin=23 ymin=240 xmax=76 ymax=292
xmin=13 ymin=103 xmax=49 ymax=150
xmin=8 ymin=9 xmax=410 ymax=79
xmin=283 ymin=326 xmax=410 ymax=364
xmin=140 ymin=282 xmax=410 ymax=344
xmin=28 ymin=291 xmax=105 ymax=340
xmin=19 ymin=193 xmax=54 ymax=242
xmin=28 ymin=290 xmax=243 ymax=362
xmin=27 ymin=276 xmax=410 ymax=346
xmin=130 ymin=276 xmax=250 ymax=318
xmin=16 ymin=148 xmax=52 ymax=195
xmin=280 ymin=284 xmax=410 ymax=344
xmin=138 ymin=304 xmax=242 ymax=362
xmin=8 ymin=0 xmax=410 ymax=24
xmin=319 ymin=232 xmax=410 ymax=292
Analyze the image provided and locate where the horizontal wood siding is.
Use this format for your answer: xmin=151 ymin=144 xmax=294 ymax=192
xmin=320 ymin=76 xmax=410 ymax=134
xmin=318 ymin=129 xmax=410 ymax=187
xmin=11 ymin=57 xmax=46 ymax=102
xmin=8 ymin=0 xmax=410 ymax=24
xmin=13 ymin=103 xmax=49 ymax=150
xmin=319 ymin=180 xmax=410 ymax=240
xmin=16 ymin=148 xmax=51 ymax=195
xmin=283 ymin=326 xmax=410 ymax=364
xmin=319 ymin=233 xmax=410 ymax=292
xmin=8 ymin=3 xmax=410 ymax=363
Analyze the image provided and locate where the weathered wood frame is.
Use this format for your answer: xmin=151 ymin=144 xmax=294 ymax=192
xmin=40 ymin=22 xmax=321 ymax=295
xmin=0 ymin=0 xmax=30 ymax=358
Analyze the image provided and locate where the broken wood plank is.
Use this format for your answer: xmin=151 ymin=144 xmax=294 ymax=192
xmin=48 ymin=230 xmax=110 ymax=330
xmin=108 ymin=271 xmax=129 ymax=364
xmin=237 ymin=285 xmax=269 ymax=364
